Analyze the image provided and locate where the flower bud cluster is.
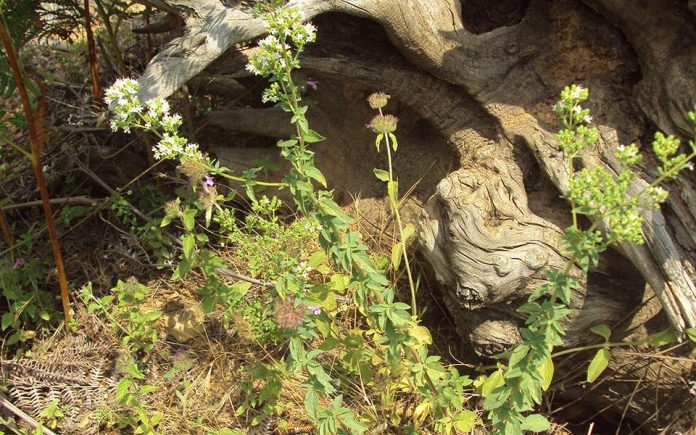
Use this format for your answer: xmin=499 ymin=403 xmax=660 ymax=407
xmin=653 ymin=131 xmax=693 ymax=177
xmin=554 ymin=85 xmax=598 ymax=157
xmin=615 ymin=143 xmax=641 ymax=166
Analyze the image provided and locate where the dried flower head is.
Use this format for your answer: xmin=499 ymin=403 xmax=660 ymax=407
xmin=368 ymin=114 xmax=398 ymax=134
xmin=179 ymin=159 xmax=207 ymax=185
xmin=198 ymin=185 xmax=219 ymax=210
xmin=272 ymin=297 xmax=306 ymax=330
xmin=367 ymin=92 xmax=390 ymax=109
xmin=164 ymin=198 xmax=181 ymax=219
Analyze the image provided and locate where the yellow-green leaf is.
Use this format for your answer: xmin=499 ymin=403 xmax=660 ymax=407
xmin=587 ymin=347 xmax=610 ymax=383
xmin=539 ymin=356 xmax=554 ymax=391
xmin=329 ymin=274 xmax=349 ymax=294
xmin=308 ymin=251 xmax=325 ymax=268
xmin=590 ymin=324 xmax=611 ymax=341
xmin=413 ymin=400 xmax=431 ymax=427
xmin=387 ymin=180 xmax=398 ymax=202
xmin=373 ymin=168 xmax=390 ymax=182
xmin=391 ymin=243 xmax=403 ymax=270
xmin=521 ymin=414 xmax=550 ymax=432
xmin=410 ymin=325 xmax=432 ymax=346
xmin=481 ymin=369 xmax=505 ymax=397
xmin=402 ymin=223 xmax=415 ymax=243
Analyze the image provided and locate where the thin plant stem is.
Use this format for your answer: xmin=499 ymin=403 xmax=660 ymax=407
xmin=144 ymin=7 xmax=153 ymax=61
xmin=93 ymin=0 xmax=127 ymax=75
xmin=84 ymin=0 xmax=101 ymax=101
xmin=0 ymin=209 xmax=17 ymax=257
xmin=380 ymin=108 xmax=417 ymax=317
xmin=0 ymin=14 xmax=73 ymax=328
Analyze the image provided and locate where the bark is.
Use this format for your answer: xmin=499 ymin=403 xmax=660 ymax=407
xmin=134 ymin=0 xmax=696 ymax=427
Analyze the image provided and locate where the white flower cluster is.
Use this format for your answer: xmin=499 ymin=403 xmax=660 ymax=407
xmin=302 ymin=218 xmax=323 ymax=234
xmin=554 ymin=84 xmax=593 ymax=127
xmin=294 ymin=260 xmax=312 ymax=280
xmin=104 ymin=78 xmax=202 ymax=162
xmin=104 ymin=78 xmax=142 ymax=133
xmin=246 ymin=6 xmax=317 ymax=78
xmin=262 ymin=82 xmax=282 ymax=103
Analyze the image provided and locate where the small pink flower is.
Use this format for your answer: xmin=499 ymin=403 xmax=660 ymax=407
xmin=306 ymin=78 xmax=318 ymax=90
xmin=13 ymin=258 xmax=25 ymax=269
xmin=204 ymin=175 xmax=214 ymax=187
xmin=308 ymin=305 xmax=321 ymax=315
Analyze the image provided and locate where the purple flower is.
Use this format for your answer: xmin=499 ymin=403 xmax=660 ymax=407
xmin=306 ymin=78 xmax=318 ymax=91
xmin=13 ymin=258 xmax=25 ymax=269
xmin=204 ymin=175 xmax=214 ymax=187
xmin=308 ymin=305 xmax=321 ymax=315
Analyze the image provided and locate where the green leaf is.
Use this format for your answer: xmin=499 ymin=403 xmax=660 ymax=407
xmin=586 ymin=347 xmax=610 ymax=383
xmin=391 ymin=243 xmax=403 ymax=270
xmin=480 ymin=370 xmax=504 ymax=397
xmin=388 ymin=133 xmax=398 ymax=152
xmin=150 ymin=411 xmax=164 ymax=426
xmin=520 ymin=414 xmax=550 ymax=432
xmin=375 ymin=133 xmax=383 ymax=151
xmin=648 ymin=328 xmax=678 ymax=346
xmin=303 ymin=129 xmax=325 ymax=143
xmin=308 ymin=251 xmax=326 ymax=268
xmin=116 ymin=378 xmax=131 ymax=401
xmin=402 ymin=223 xmax=415 ymax=243
xmin=686 ymin=327 xmax=696 ymax=342
xmin=230 ymin=281 xmax=252 ymax=295
xmin=590 ymin=324 xmax=611 ymax=341
xmin=454 ymin=410 xmax=479 ymax=432
xmin=305 ymin=166 xmax=327 ymax=187
xmin=144 ymin=311 xmax=161 ymax=322
xmin=182 ymin=234 xmax=195 ymax=261
xmin=304 ymin=388 xmax=318 ymax=420
xmin=373 ymin=168 xmax=390 ymax=182
xmin=1 ymin=312 xmax=14 ymax=330
xmin=182 ymin=208 xmax=197 ymax=232
xmin=387 ymin=180 xmax=398 ymax=202
xmin=139 ymin=384 xmax=157 ymax=394
xmin=126 ymin=363 xmax=145 ymax=380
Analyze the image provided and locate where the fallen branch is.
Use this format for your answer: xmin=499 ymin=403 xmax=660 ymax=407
xmin=1 ymin=196 xmax=102 ymax=212
xmin=0 ymin=392 xmax=58 ymax=435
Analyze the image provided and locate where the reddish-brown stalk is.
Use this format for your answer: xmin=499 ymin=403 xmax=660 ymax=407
xmin=0 ymin=15 xmax=73 ymax=328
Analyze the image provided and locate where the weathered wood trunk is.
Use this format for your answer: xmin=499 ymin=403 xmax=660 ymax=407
xmin=134 ymin=0 xmax=696 ymax=429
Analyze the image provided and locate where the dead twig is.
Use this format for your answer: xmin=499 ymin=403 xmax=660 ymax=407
xmin=1 ymin=196 xmax=102 ymax=212
xmin=0 ymin=392 xmax=58 ymax=435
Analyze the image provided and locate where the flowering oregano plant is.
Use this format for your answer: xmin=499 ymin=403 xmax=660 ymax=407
xmin=483 ymin=85 xmax=696 ymax=434
xmin=242 ymin=6 xmax=480 ymax=434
